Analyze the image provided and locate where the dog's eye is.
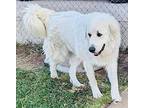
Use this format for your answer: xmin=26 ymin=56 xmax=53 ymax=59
xmin=88 ymin=33 xmax=92 ymax=37
xmin=97 ymin=31 xmax=103 ymax=37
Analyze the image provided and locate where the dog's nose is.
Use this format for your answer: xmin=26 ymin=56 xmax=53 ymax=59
xmin=89 ymin=46 xmax=95 ymax=53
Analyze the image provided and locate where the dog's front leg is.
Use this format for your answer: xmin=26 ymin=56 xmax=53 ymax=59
xmin=106 ymin=60 xmax=121 ymax=102
xmin=84 ymin=62 xmax=103 ymax=99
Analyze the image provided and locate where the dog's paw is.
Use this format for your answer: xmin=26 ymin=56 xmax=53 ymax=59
xmin=93 ymin=90 xmax=103 ymax=99
xmin=50 ymin=74 xmax=58 ymax=79
xmin=111 ymin=92 xmax=122 ymax=103
xmin=73 ymin=84 xmax=85 ymax=89
xmin=72 ymin=84 xmax=85 ymax=92
xmin=113 ymin=96 xmax=122 ymax=103
xmin=70 ymin=79 xmax=85 ymax=88
xmin=73 ymin=83 xmax=85 ymax=88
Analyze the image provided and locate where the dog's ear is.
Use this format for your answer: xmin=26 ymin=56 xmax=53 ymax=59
xmin=109 ymin=20 xmax=120 ymax=39
xmin=108 ymin=20 xmax=121 ymax=47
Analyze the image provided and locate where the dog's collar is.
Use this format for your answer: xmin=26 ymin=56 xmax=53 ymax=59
xmin=94 ymin=44 xmax=105 ymax=56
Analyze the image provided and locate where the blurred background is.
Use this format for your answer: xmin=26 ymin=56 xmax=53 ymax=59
xmin=17 ymin=0 xmax=128 ymax=50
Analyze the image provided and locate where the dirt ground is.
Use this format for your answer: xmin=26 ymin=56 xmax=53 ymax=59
xmin=16 ymin=44 xmax=128 ymax=74
xmin=16 ymin=44 xmax=44 ymax=70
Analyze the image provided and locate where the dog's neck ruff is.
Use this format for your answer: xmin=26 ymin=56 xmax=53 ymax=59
xmin=94 ymin=44 xmax=106 ymax=56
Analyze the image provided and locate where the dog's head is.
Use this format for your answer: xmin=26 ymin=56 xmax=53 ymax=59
xmin=86 ymin=17 xmax=120 ymax=56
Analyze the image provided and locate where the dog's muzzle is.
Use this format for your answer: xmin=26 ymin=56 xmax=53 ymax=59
xmin=94 ymin=44 xmax=105 ymax=56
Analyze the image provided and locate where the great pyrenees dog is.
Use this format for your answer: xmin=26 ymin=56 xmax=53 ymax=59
xmin=22 ymin=4 xmax=121 ymax=102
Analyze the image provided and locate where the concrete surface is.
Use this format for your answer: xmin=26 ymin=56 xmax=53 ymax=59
xmin=108 ymin=89 xmax=128 ymax=108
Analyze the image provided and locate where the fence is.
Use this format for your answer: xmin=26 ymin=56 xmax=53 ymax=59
xmin=16 ymin=0 xmax=128 ymax=50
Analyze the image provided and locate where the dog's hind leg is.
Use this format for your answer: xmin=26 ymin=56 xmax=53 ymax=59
xmin=43 ymin=38 xmax=58 ymax=79
xmin=49 ymin=59 xmax=58 ymax=79
xmin=69 ymin=56 xmax=84 ymax=87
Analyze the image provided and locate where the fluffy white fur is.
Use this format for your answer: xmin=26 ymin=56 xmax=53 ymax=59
xmin=16 ymin=4 xmax=55 ymax=44
xmin=23 ymin=4 xmax=121 ymax=102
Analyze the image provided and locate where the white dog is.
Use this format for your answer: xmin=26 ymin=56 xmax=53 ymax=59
xmin=23 ymin=4 xmax=121 ymax=102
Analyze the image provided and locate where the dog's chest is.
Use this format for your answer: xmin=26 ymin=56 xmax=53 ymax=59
xmin=86 ymin=53 xmax=113 ymax=67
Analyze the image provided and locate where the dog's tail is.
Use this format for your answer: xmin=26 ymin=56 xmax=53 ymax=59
xmin=16 ymin=4 xmax=55 ymax=44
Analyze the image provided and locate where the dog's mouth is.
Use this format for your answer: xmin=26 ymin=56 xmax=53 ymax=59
xmin=94 ymin=44 xmax=105 ymax=56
